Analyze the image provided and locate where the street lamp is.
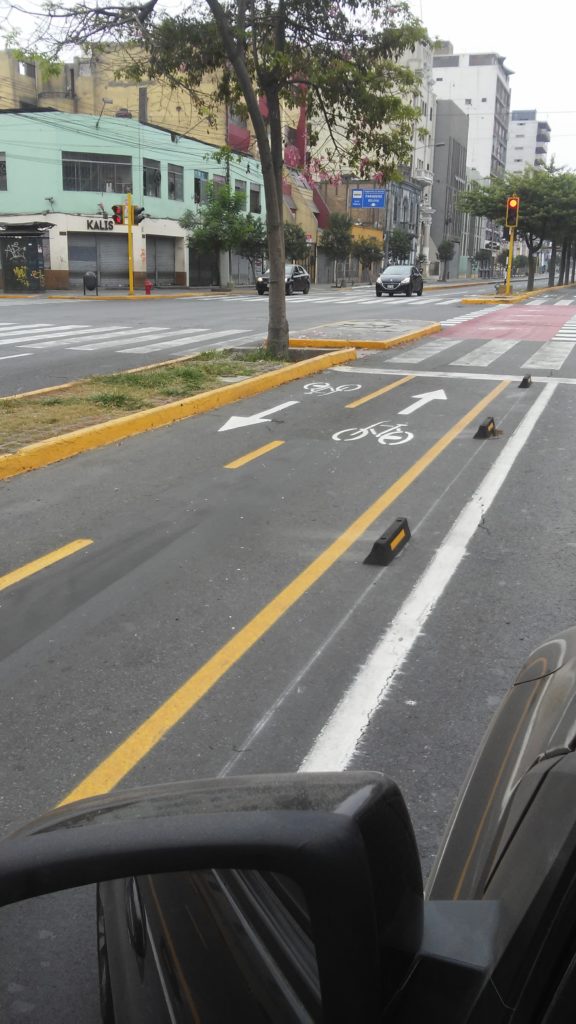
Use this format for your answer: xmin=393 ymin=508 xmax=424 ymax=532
xmin=96 ymin=98 xmax=113 ymax=129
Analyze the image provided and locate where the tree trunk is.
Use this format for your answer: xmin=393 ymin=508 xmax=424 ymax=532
xmin=559 ymin=239 xmax=568 ymax=285
xmin=548 ymin=240 xmax=556 ymax=287
xmin=527 ymin=250 xmax=537 ymax=292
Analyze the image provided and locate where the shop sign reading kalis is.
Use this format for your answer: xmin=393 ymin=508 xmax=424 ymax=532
xmin=86 ymin=218 xmax=115 ymax=231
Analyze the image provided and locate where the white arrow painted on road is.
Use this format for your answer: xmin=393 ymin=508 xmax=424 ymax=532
xmin=219 ymin=400 xmax=299 ymax=432
xmin=398 ymin=389 xmax=447 ymax=416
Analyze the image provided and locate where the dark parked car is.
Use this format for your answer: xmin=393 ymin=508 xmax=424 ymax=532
xmin=376 ymin=264 xmax=423 ymax=297
xmin=256 ymin=264 xmax=310 ymax=296
xmin=7 ymin=627 xmax=576 ymax=1022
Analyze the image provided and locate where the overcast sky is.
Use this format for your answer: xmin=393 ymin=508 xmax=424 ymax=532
xmin=409 ymin=0 xmax=575 ymax=169
xmin=2 ymin=0 xmax=573 ymax=169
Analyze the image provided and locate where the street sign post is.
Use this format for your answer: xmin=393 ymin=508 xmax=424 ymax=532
xmin=350 ymin=189 xmax=387 ymax=209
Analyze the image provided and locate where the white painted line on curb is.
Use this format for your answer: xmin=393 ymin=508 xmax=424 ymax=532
xmin=300 ymin=381 xmax=558 ymax=772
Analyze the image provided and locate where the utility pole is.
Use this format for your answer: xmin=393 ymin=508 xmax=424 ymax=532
xmin=126 ymin=192 xmax=134 ymax=296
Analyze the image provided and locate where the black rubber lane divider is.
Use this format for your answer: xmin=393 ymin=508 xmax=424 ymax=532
xmin=474 ymin=416 xmax=496 ymax=439
xmin=364 ymin=517 xmax=411 ymax=566
xmin=519 ymin=375 xmax=532 ymax=389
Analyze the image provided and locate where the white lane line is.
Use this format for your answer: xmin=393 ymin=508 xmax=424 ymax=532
xmin=117 ymin=328 xmax=249 ymax=353
xmin=451 ymin=338 xmax=521 ymax=366
xmin=436 ymin=298 xmax=465 ymax=305
xmin=70 ymin=328 xmax=204 ymax=352
xmin=29 ymin=327 xmax=163 ymax=350
xmin=301 ymin=381 xmax=558 ymax=772
xmin=0 ymin=352 xmax=32 ymax=361
xmin=521 ymin=341 xmax=576 ymax=370
xmin=387 ymin=336 xmax=465 ymax=363
xmin=331 ymin=364 xmax=576 ymax=385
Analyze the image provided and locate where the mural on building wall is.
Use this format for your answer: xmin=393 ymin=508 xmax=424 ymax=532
xmin=0 ymin=235 xmax=46 ymax=292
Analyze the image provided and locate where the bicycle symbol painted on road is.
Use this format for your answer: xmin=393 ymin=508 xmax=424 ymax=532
xmin=303 ymin=381 xmax=362 ymax=396
xmin=332 ymin=421 xmax=413 ymax=446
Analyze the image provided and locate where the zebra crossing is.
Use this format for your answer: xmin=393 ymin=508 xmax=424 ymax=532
xmin=385 ymin=313 xmax=576 ymax=373
xmin=187 ymin=291 xmax=576 ymax=312
xmin=0 ymin=321 xmax=259 ymax=362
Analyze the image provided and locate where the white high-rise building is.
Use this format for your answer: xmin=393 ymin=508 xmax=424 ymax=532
xmin=432 ymin=44 xmax=513 ymax=180
xmin=506 ymin=110 xmax=551 ymax=171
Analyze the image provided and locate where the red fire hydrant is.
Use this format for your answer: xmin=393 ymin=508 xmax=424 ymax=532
xmin=144 ymin=279 xmax=153 ymax=296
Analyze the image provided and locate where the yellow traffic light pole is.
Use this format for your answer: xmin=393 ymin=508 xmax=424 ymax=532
xmin=505 ymin=225 xmax=515 ymax=296
xmin=126 ymin=192 xmax=134 ymax=296
xmin=505 ymin=196 xmax=520 ymax=297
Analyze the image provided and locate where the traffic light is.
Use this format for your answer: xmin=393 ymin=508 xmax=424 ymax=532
xmin=133 ymin=206 xmax=146 ymax=225
xmin=506 ymin=195 xmax=520 ymax=228
xmin=111 ymin=204 xmax=124 ymax=225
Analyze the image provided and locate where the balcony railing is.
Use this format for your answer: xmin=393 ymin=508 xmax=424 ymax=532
xmin=412 ymin=168 xmax=433 ymax=186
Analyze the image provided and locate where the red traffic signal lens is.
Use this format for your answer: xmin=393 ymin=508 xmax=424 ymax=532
xmin=111 ymin=205 xmax=123 ymax=225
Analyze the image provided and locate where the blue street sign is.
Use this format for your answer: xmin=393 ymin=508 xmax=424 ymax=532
xmin=349 ymin=189 xmax=387 ymax=209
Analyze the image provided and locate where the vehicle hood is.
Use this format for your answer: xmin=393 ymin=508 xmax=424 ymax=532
xmin=428 ymin=625 xmax=576 ymax=899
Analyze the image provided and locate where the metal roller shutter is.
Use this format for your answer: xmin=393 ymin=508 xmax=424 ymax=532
xmin=67 ymin=233 xmax=128 ymax=288
xmin=146 ymin=236 xmax=176 ymax=286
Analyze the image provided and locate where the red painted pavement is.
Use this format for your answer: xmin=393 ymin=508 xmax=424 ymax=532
xmin=443 ymin=306 xmax=575 ymax=342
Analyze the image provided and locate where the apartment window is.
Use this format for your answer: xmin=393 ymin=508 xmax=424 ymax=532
xmin=62 ymin=151 xmax=132 ymax=192
xmin=229 ymin=108 xmax=248 ymax=128
xmin=515 ymin=134 xmax=525 ymax=138
xmin=194 ymin=169 xmax=208 ymax=204
xmin=212 ymin=173 xmax=226 ymax=195
xmin=285 ymin=126 xmax=298 ymax=147
xmin=18 ymin=61 xmax=35 ymax=78
xmin=167 ymin=163 xmax=183 ymax=201
xmin=481 ymin=98 xmax=487 ymax=102
xmin=249 ymin=182 xmax=261 ymax=213
xmin=435 ymin=77 xmax=443 ymax=82
xmin=235 ymin=179 xmax=247 ymax=209
xmin=465 ymin=99 xmax=472 ymax=105
xmin=143 ymin=158 xmax=161 ymax=198
xmin=0 ymin=154 xmax=6 ymax=191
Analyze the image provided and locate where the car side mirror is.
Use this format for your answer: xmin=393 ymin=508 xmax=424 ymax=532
xmin=0 ymin=772 xmax=423 ymax=1022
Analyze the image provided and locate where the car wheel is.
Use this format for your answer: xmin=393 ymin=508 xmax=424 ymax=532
xmin=97 ymin=891 xmax=116 ymax=1024
xmin=417 ymin=286 xmax=424 ymax=296
xmin=376 ymin=287 xmax=383 ymax=297
xmin=303 ymin=283 xmax=310 ymax=294
xmin=406 ymin=285 xmax=413 ymax=296
xmin=286 ymin=282 xmax=293 ymax=295
xmin=256 ymin=288 xmax=265 ymax=295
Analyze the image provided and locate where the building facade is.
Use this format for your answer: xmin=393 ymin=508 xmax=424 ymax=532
xmin=506 ymin=110 xmax=551 ymax=172
xmin=0 ymin=111 xmax=264 ymax=290
xmin=430 ymin=100 xmax=468 ymax=279
xmin=432 ymin=44 xmax=513 ymax=180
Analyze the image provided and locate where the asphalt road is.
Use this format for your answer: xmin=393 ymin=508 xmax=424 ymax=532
xmin=0 ymin=276 xmax=549 ymax=395
xmin=2 ymin=287 xmax=576 ymax=1019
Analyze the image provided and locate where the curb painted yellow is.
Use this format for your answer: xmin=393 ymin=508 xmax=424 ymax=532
xmin=47 ymin=290 xmax=236 ymax=301
xmin=461 ymin=281 xmax=575 ymax=305
xmin=0 ymin=348 xmax=356 ymax=482
xmin=289 ymin=322 xmax=441 ymax=350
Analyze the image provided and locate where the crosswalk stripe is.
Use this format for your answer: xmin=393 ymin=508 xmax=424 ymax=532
xmin=436 ymin=298 xmax=464 ymax=305
xmin=70 ymin=328 xmax=207 ymax=352
xmin=522 ymin=341 xmax=576 ymax=370
xmin=450 ymin=339 xmax=520 ymax=366
xmin=26 ymin=327 xmax=162 ymax=349
xmin=526 ymin=298 xmax=549 ymax=305
xmin=0 ymin=352 xmax=31 ymax=361
xmin=0 ymin=322 xmax=53 ymax=332
xmin=118 ymin=328 xmax=249 ymax=354
xmin=386 ymin=337 xmax=465 ymax=363
xmin=0 ymin=326 xmax=92 ymax=346
xmin=554 ymin=300 xmax=575 ymax=306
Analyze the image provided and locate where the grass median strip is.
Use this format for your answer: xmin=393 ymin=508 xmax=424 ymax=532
xmin=0 ymin=349 xmax=281 ymax=455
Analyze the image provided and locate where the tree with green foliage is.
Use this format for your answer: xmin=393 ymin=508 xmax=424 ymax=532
xmin=180 ymin=183 xmax=249 ymax=285
xmin=437 ymin=239 xmax=455 ymax=281
xmin=459 ymin=166 xmax=576 ymax=291
xmin=20 ymin=0 xmax=428 ymax=355
xmin=235 ymin=215 xmax=268 ymax=280
xmin=387 ymin=228 xmax=413 ymax=262
xmin=284 ymin=223 xmax=309 ymax=262
xmin=320 ymin=214 xmax=353 ymax=284
xmin=352 ymin=236 xmax=384 ymax=282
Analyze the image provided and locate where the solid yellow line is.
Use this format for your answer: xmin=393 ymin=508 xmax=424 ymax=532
xmin=225 ymin=440 xmax=285 ymax=469
xmin=0 ymin=539 xmax=93 ymax=594
xmin=0 ymin=349 xmax=356 ymax=482
xmin=58 ymin=379 xmax=509 ymax=806
xmin=346 ymin=375 xmax=414 ymax=408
